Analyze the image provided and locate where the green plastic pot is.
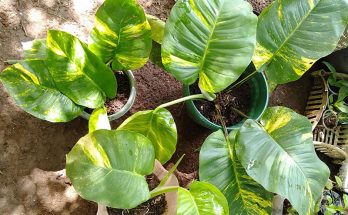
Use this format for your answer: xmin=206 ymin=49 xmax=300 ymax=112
xmin=184 ymin=64 xmax=269 ymax=131
xmin=81 ymin=70 xmax=136 ymax=121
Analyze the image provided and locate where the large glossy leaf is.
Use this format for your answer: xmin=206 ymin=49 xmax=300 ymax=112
xmin=88 ymin=106 xmax=111 ymax=133
xmin=236 ymin=107 xmax=330 ymax=215
xmin=66 ymin=130 xmax=155 ymax=209
xmin=117 ymin=108 xmax=177 ymax=164
xmin=47 ymin=30 xmax=116 ymax=108
xmin=0 ymin=60 xmax=83 ymax=122
xmin=162 ymin=0 xmax=257 ymax=93
xmin=199 ymin=130 xmax=272 ymax=215
xmin=253 ymin=0 xmax=348 ymax=85
xmin=89 ymin=0 xmax=152 ymax=70
xmin=177 ymin=181 xmax=229 ymax=215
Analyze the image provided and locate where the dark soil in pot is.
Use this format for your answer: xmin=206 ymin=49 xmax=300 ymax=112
xmin=86 ymin=71 xmax=130 ymax=115
xmin=189 ymin=82 xmax=252 ymax=127
xmin=107 ymin=174 xmax=167 ymax=215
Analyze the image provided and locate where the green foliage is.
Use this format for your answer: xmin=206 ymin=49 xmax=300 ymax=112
xmin=177 ymin=181 xmax=230 ymax=215
xmin=199 ymin=130 xmax=272 ymax=214
xmin=117 ymin=108 xmax=177 ymax=164
xmin=66 ymin=130 xmax=155 ymax=209
xmin=236 ymin=107 xmax=330 ymax=215
xmin=89 ymin=0 xmax=152 ymax=70
xmin=0 ymin=60 xmax=83 ymax=122
xmin=253 ymin=0 xmax=348 ymax=86
xmin=161 ymin=0 xmax=257 ymax=93
xmin=88 ymin=106 xmax=111 ymax=133
xmin=47 ymin=30 xmax=117 ymax=108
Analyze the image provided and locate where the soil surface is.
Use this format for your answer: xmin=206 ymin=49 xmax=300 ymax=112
xmin=105 ymin=72 xmax=131 ymax=115
xmin=0 ymin=0 xmax=338 ymax=214
xmin=108 ymin=175 xmax=166 ymax=215
xmin=190 ymin=82 xmax=251 ymax=127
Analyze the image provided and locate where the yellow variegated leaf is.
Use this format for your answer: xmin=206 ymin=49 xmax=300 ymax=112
xmin=254 ymin=0 xmax=348 ymax=85
xmin=199 ymin=130 xmax=272 ymax=214
xmin=0 ymin=60 xmax=83 ymax=122
xmin=162 ymin=0 xmax=257 ymax=93
xmin=89 ymin=0 xmax=152 ymax=70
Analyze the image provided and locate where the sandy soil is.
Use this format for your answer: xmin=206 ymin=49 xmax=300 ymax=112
xmin=0 ymin=0 xmax=314 ymax=214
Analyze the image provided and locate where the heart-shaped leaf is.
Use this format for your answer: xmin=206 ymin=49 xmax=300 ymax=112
xmin=162 ymin=0 xmax=257 ymax=93
xmin=117 ymin=108 xmax=177 ymax=164
xmin=253 ymin=0 xmax=348 ymax=85
xmin=177 ymin=181 xmax=229 ymax=215
xmin=0 ymin=60 xmax=83 ymax=122
xmin=199 ymin=130 xmax=272 ymax=214
xmin=146 ymin=14 xmax=165 ymax=44
xmin=47 ymin=30 xmax=117 ymax=108
xmin=89 ymin=0 xmax=152 ymax=70
xmin=236 ymin=107 xmax=330 ymax=215
xmin=66 ymin=130 xmax=155 ymax=209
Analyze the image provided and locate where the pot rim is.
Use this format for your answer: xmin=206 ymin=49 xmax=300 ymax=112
xmin=80 ymin=70 xmax=137 ymax=121
xmin=184 ymin=71 xmax=269 ymax=131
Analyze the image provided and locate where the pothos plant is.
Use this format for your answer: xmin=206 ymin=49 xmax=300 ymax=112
xmin=0 ymin=0 xmax=152 ymax=122
xmin=66 ymin=106 xmax=230 ymax=214
xmin=149 ymin=0 xmax=348 ymax=106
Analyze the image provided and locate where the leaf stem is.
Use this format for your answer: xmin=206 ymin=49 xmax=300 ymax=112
xmin=215 ymin=104 xmax=228 ymax=138
xmin=157 ymin=94 xmax=206 ymax=109
xmin=231 ymin=107 xmax=250 ymax=119
xmin=226 ymin=64 xmax=268 ymax=93
xmin=149 ymin=186 xmax=179 ymax=198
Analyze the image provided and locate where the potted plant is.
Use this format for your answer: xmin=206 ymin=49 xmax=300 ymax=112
xmin=0 ymin=0 xmax=152 ymax=122
xmin=66 ymin=107 xmax=230 ymax=214
xmin=146 ymin=0 xmax=348 ymax=131
xmin=199 ymin=106 xmax=331 ymax=215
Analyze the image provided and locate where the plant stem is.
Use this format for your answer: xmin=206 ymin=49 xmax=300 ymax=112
xmin=149 ymin=186 xmax=179 ymax=198
xmin=215 ymin=104 xmax=228 ymax=138
xmin=157 ymin=94 xmax=205 ymax=109
xmin=231 ymin=107 xmax=250 ymax=119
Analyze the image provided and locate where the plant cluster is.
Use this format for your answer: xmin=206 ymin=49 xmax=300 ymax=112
xmin=1 ymin=0 xmax=348 ymax=214
xmin=323 ymin=62 xmax=348 ymax=126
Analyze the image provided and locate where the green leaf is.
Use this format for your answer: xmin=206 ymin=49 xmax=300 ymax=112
xmin=177 ymin=181 xmax=229 ymax=215
xmin=253 ymin=0 xmax=348 ymax=85
xmin=47 ymin=30 xmax=116 ymax=108
xmin=149 ymin=41 xmax=164 ymax=68
xmin=236 ymin=107 xmax=330 ymax=215
xmin=162 ymin=0 xmax=257 ymax=93
xmin=335 ymin=176 xmax=343 ymax=188
xmin=146 ymin=14 xmax=165 ymax=44
xmin=343 ymin=194 xmax=348 ymax=209
xmin=0 ymin=60 xmax=83 ymax=122
xmin=117 ymin=108 xmax=177 ymax=164
xmin=22 ymin=39 xmax=48 ymax=59
xmin=325 ymin=179 xmax=334 ymax=190
xmin=199 ymin=130 xmax=272 ymax=215
xmin=88 ymin=106 xmax=110 ymax=133
xmin=334 ymin=87 xmax=348 ymax=113
xmin=66 ymin=130 xmax=155 ymax=209
xmin=89 ymin=0 xmax=152 ymax=70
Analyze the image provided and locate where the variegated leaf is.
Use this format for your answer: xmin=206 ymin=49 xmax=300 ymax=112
xmin=0 ymin=60 xmax=83 ymax=122
xmin=253 ymin=0 xmax=348 ymax=85
xmin=89 ymin=0 xmax=152 ymax=70
xmin=236 ymin=107 xmax=330 ymax=215
xmin=199 ymin=130 xmax=272 ymax=215
xmin=162 ymin=0 xmax=257 ymax=93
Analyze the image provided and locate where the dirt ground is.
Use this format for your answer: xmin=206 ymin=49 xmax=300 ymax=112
xmin=0 ymin=0 xmax=325 ymax=215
